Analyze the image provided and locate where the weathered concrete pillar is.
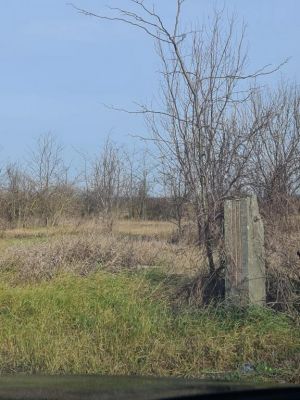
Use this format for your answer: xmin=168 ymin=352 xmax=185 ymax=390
xmin=224 ymin=195 xmax=266 ymax=306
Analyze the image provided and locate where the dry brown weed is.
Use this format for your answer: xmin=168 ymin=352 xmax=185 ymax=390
xmin=0 ymin=227 xmax=205 ymax=284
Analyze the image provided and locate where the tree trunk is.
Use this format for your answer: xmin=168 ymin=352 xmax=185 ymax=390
xmin=197 ymin=216 xmax=215 ymax=274
xmin=204 ymin=220 xmax=215 ymax=274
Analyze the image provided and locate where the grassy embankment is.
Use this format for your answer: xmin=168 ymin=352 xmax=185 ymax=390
xmin=0 ymin=220 xmax=299 ymax=382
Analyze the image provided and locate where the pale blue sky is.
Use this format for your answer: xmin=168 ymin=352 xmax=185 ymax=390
xmin=0 ymin=0 xmax=299 ymax=165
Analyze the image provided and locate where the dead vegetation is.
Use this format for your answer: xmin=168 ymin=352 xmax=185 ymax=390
xmin=264 ymin=218 xmax=300 ymax=314
xmin=0 ymin=217 xmax=299 ymax=316
xmin=0 ymin=218 xmax=299 ymax=381
xmin=0 ymin=221 xmax=204 ymax=285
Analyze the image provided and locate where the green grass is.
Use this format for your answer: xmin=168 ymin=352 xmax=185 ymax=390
xmin=0 ymin=271 xmax=299 ymax=382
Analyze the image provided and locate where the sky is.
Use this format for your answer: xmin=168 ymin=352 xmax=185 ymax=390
xmin=0 ymin=0 xmax=300 ymax=167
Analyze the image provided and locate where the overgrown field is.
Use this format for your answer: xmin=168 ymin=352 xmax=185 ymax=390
xmin=0 ymin=220 xmax=299 ymax=383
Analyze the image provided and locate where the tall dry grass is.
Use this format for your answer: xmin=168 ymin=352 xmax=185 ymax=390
xmin=0 ymin=217 xmax=299 ymax=314
xmin=264 ymin=219 xmax=300 ymax=314
xmin=0 ymin=225 xmax=205 ymax=285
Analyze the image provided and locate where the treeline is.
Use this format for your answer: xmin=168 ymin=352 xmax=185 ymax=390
xmin=0 ymin=134 xmax=173 ymax=228
xmin=1 ymin=86 xmax=300 ymax=232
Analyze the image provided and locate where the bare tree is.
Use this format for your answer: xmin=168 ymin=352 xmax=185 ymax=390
xmin=27 ymin=133 xmax=70 ymax=226
xmin=0 ymin=163 xmax=35 ymax=227
xmin=122 ymin=147 xmax=152 ymax=219
xmin=249 ymin=82 xmax=300 ymax=217
xmin=162 ymin=161 xmax=188 ymax=235
xmin=73 ymin=1 xmax=280 ymax=274
xmin=88 ymin=137 xmax=124 ymax=227
xmin=122 ymin=147 xmax=141 ymax=219
xmin=134 ymin=154 xmax=150 ymax=220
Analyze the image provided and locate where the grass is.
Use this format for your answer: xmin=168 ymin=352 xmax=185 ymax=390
xmin=114 ymin=219 xmax=174 ymax=239
xmin=0 ymin=219 xmax=299 ymax=383
xmin=0 ymin=271 xmax=299 ymax=382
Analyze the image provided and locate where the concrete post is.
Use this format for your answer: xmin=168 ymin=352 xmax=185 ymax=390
xmin=224 ymin=195 xmax=266 ymax=305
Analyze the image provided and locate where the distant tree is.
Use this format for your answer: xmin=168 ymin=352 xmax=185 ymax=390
xmin=27 ymin=133 xmax=70 ymax=226
xmin=86 ymin=137 xmax=125 ymax=229
xmin=0 ymin=163 xmax=35 ymax=227
xmin=120 ymin=147 xmax=152 ymax=220
xmin=162 ymin=161 xmax=188 ymax=235
xmin=249 ymin=82 xmax=300 ymax=216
